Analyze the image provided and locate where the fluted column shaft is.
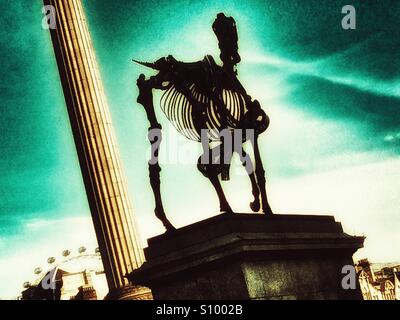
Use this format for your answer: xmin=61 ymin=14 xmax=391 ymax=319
xmin=44 ymin=0 xmax=145 ymax=291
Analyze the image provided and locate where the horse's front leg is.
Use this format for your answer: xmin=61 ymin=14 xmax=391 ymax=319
xmin=137 ymin=74 xmax=176 ymax=231
xmin=237 ymin=147 xmax=260 ymax=212
xmin=251 ymin=135 xmax=273 ymax=216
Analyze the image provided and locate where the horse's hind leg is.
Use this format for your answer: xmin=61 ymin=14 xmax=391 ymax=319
xmin=198 ymin=134 xmax=233 ymax=214
xmin=137 ymin=74 xmax=176 ymax=231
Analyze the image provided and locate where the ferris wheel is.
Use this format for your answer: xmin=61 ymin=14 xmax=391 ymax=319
xmin=23 ymin=246 xmax=104 ymax=290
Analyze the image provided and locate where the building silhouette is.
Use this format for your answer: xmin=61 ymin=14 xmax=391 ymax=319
xmin=356 ymin=259 xmax=400 ymax=300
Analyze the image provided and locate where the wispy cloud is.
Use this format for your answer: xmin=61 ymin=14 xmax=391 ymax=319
xmin=241 ymin=50 xmax=400 ymax=98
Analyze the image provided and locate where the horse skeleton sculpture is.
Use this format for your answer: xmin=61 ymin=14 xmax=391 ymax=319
xmin=134 ymin=13 xmax=273 ymax=231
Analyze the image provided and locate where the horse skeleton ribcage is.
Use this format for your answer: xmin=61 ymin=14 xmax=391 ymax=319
xmin=160 ymin=83 xmax=246 ymax=141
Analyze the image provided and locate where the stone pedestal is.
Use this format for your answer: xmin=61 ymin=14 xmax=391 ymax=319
xmin=128 ymin=213 xmax=364 ymax=300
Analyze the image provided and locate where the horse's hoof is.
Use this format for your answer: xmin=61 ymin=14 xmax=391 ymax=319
xmin=250 ymin=199 xmax=260 ymax=212
xmin=165 ymin=227 xmax=177 ymax=234
xmin=156 ymin=209 xmax=176 ymax=232
xmin=262 ymin=209 xmax=274 ymax=216
xmin=221 ymin=206 xmax=234 ymax=214
xmin=164 ymin=222 xmax=177 ymax=232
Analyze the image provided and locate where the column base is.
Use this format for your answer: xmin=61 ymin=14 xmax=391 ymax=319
xmin=105 ymin=285 xmax=153 ymax=300
xmin=128 ymin=213 xmax=365 ymax=300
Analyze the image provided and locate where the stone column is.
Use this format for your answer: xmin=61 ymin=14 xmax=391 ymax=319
xmin=43 ymin=0 xmax=151 ymax=299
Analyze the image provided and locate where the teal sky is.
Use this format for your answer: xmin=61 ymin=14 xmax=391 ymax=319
xmin=0 ymin=0 xmax=399 ymax=298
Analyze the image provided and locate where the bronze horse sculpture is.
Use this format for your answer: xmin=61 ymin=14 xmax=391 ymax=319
xmin=134 ymin=13 xmax=273 ymax=231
